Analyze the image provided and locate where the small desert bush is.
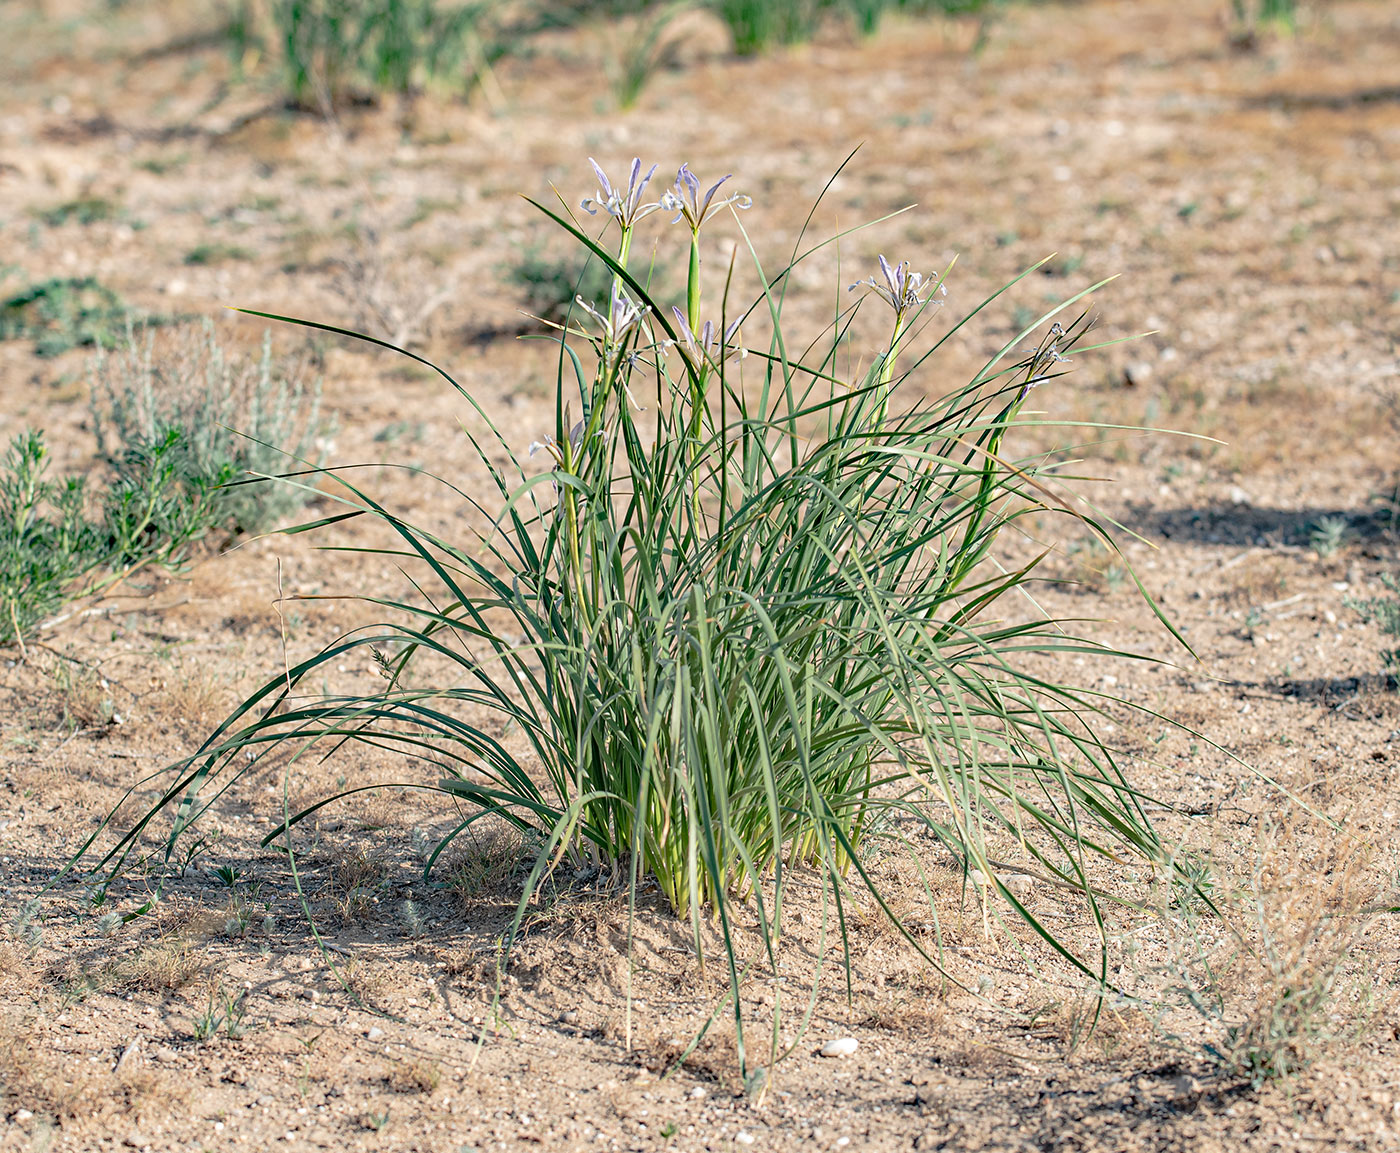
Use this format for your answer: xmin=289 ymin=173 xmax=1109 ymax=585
xmin=81 ymin=156 xmax=1189 ymax=1084
xmin=0 ymin=276 xmax=143 ymax=358
xmin=1134 ymin=824 xmax=1376 ymax=1088
xmin=89 ymin=321 xmax=324 ymax=537
xmin=508 ymin=249 xmax=616 ymax=328
xmin=0 ymin=323 xmax=322 ymax=649
xmin=1348 ymin=575 xmax=1400 ymax=685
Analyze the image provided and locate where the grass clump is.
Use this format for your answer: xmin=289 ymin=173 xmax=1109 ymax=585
xmin=712 ymin=0 xmax=1013 ymax=53
xmin=81 ymin=156 xmax=1189 ymax=1085
xmin=715 ymin=0 xmax=824 ymax=53
xmin=235 ymin=0 xmax=504 ymax=107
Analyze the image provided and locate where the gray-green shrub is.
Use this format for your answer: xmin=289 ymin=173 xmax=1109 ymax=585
xmin=90 ymin=321 xmax=325 ymax=536
xmin=0 ymin=324 xmax=323 ymax=648
xmin=1348 ymin=575 xmax=1400 ymax=684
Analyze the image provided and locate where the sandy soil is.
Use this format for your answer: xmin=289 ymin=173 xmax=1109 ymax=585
xmin=3 ymin=0 xmax=1400 ymax=1149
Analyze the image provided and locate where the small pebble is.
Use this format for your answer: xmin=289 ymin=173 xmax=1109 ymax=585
xmin=736 ymin=1132 xmax=755 ymax=1146
xmin=152 ymin=1046 xmax=179 ymax=1063
xmin=689 ymin=1086 xmax=707 ymax=1099
xmin=820 ymin=1037 xmax=859 ymax=1058
xmin=559 ymin=1009 xmax=579 ymax=1026
xmin=14 ymin=1109 xmax=33 ymax=1122
xmin=1005 ymin=874 xmax=1036 ymax=900
xmin=1123 ymin=361 xmax=1152 ymax=387
xmin=366 ymin=1026 xmax=384 ymax=1042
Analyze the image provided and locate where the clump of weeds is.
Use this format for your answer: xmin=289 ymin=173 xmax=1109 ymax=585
xmin=78 ymin=153 xmax=1208 ymax=1090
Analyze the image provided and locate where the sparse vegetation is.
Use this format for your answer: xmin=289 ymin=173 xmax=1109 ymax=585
xmin=0 ymin=277 xmax=145 ymax=357
xmin=1348 ymin=574 xmax=1400 ymax=684
xmin=234 ymin=0 xmax=508 ymax=106
xmin=1154 ymin=828 xmax=1377 ymax=1088
xmin=0 ymin=323 xmax=324 ymax=649
xmin=6 ymin=0 xmax=1398 ymax=1144
xmin=508 ymin=248 xmax=617 ymax=328
xmin=191 ymin=981 xmax=250 ymax=1041
xmin=712 ymin=0 xmax=1015 ymax=54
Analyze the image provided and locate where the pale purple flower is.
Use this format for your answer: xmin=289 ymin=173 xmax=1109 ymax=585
xmin=573 ymin=281 xmax=648 ymax=345
xmin=669 ymin=306 xmax=743 ymax=368
xmin=528 ymin=420 xmax=586 ymax=467
xmin=660 ymin=164 xmax=752 ymax=231
xmin=849 ymin=255 xmax=946 ymax=321
xmin=581 ymin=158 xmax=661 ymax=228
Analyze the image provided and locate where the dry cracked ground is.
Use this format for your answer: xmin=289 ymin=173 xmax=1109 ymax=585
xmin=2 ymin=0 xmax=1400 ymax=1150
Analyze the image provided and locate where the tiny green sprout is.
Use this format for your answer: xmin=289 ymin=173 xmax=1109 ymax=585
xmin=1309 ymin=515 xmax=1350 ymax=559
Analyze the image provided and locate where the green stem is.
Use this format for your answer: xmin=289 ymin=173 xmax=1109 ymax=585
xmin=687 ymin=231 xmax=701 ymax=335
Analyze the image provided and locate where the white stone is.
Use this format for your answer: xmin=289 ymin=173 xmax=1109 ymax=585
xmin=819 ymin=1037 xmax=859 ymax=1058
xmin=1005 ymin=874 xmax=1037 ymax=900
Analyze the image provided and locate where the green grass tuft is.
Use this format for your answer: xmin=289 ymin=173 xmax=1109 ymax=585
xmin=76 ymin=157 xmax=1190 ymax=1085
